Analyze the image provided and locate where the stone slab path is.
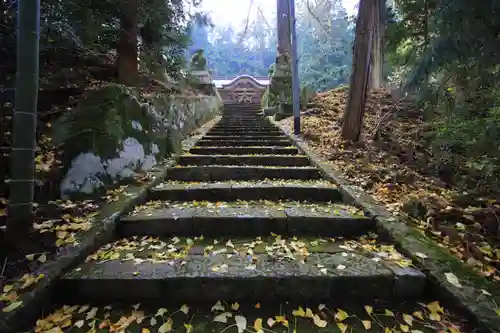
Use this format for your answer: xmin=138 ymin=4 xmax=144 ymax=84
xmin=32 ymin=103 xmax=463 ymax=333
xmin=58 ymin=103 xmax=425 ymax=303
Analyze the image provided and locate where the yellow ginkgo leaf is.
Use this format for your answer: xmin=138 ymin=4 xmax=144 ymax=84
xmin=158 ymin=318 xmax=173 ymax=333
xmin=312 ymin=314 xmax=327 ymax=328
xmin=267 ymin=317 xmax=276 ymax=328
xmin=385 ymin=327 xmax=393 ymax=333
xmin=156 ymin=308 xmax=168 ymax=317
xmin=180 ymin=304 xmax=189 ymax=315
xmin=305 ymin=308 xmax=314 ymax=318
xmin=2 ymin=301 xmax=23 ymax=313
xmin=384 ymin=309 xmax=395 ymax=317
xmin=335 ymin=309 xmax=348 ymax=321
xmin=364 ymin=305 xmax=373 ymax=315
xmin=275 ymin=316 xmax=289 ymax=327
xmin=231 ymin=302 xmax=240 ymax=311
xmin=292 ymin=307 xmax=306 ymax=317
xmin=142 ymin=328 xmax=151 ymax=333
xmin=403 ymin=314 xmax=413 ymax=326
xmin=184 ymin=323 xmax=193 ymax=333
xmin=426 ymin=301 xmax=443 ymax=314
xmin=254 ymin=318 xmax=264 ymax=333
xmin=362 ymin=320 xmax=371 ymax=330
xmin=337 ymin=322 xmax=348 ymax=333
xmin=413 ymin=311 xmax=424 ymax=320
xmin=400 ymin=324 xmax=410 ymax=332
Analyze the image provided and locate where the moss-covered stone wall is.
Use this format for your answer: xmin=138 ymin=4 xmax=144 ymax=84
xmin=54 ymin=83 xmax=221 ymax=198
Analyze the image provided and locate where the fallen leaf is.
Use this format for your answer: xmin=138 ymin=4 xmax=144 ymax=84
xmin=313 ymin=314 xmax=328 ymax=328
xmin=267 ymin=317 xmax=276 ymax=327
xmin=444 ymin=272 xmax=462 ymax=288
xmin=364 ymin=305 xmax=373 ymax=315
xmin=337 ymin=322 xmax=348 ymax=333
xmin=231 ymin=302 xmax=240 ymax=311
xmin=384 ymin=309 xmax=395 ymax=317
xmin=211 ymin=301 xmax=225 ymax=312
xmin=235 ymin=315 xmax=247 ymax=333
xmin=158 ymin=318 xmax=173 ymax=333
xmin=2 ymin=301 xmax=23 ymax=313
xmin=403 ymin=313 xmax=413 ymax=326
xmin=180 ymin=304 xmax=189 ymax=315
xmin=254 ymin=318 xmax=264 ymax=333
xmin=362 ymin=320 xmax=372 ymax=330
xmin=335 ymin=309 xmax=348 ymax=321
xmin=38 ymin=253 xmax=47 ymax=263
xmin=415 ymin=252 xmax=428 ymax=259
xmin=156 ymin=308 xmax=168 ymax=317
xmin=184 ymin=323 xmax=193 ymax=333
xmin=213 ymin=312 xmax=232 ymax=323
xmin=74 ymin=320 xmax=84 ymax=328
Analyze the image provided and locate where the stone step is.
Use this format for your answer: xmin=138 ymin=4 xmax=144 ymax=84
xmin=212 ymin=125 xmax=277 ymax=130
xmin=204 ymin=132 xmax=285 ymax=138
xmin=178 ymin=154 xmax=310 ymax=166
xmin=189 ymin=147 xmax=299 ymax=155
xmin=58 ymin=246 xmax=424 ymax=303
xmin=207 ymin=131 xmax=284 ymax=136
xmin=196 ymin=140 xmax=291 ymax=147
xmin=119 ymin=201 xmax=372 ymax=237
xmin=164 ymin=166 xmax=321 ymax=181
xmin=209 ymin=128 xmax=278 ymax=132
xmin=215 ymin=123 xmax=270 ymax=127
xmin=203 ymin=135 xmax=288 ymax=140
xmin=148 ymin=181 xmax=343 ymax=202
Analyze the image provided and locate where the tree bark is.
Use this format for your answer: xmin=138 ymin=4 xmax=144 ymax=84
xmin=117 ymin=0 xmax=139 ymax=86
xmin=369 ymin=0 xmax=385 ymax=90
xmin=341 ymin=0 xmax=374 ymax=142
xmin=7 ymin=0 xmax=40 ymax=245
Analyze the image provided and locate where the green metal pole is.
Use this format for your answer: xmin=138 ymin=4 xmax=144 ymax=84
xmin=289 ymin=0 xmax=301 ymax=135
xmin=8 ymin=0 xmax=40 ymax=230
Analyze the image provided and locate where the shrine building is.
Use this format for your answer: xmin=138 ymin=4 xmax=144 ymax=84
xmin=213 ymin=75 xmax=270 ymax=104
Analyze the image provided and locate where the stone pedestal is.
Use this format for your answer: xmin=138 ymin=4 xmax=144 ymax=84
xmin=264 ymin=0 xmax=293 ymax=109
xmin=191 ymin=70 xmax=216 ymax=95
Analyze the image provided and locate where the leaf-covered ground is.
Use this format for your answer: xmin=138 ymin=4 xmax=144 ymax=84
xmin=280 ymin=86 xmax=499 ymax=282
xmin=31 ymin=300 xmax=468 ymax=333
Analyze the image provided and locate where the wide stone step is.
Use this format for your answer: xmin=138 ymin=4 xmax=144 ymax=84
xmin=119 ymin=201 xmax=372 ymax=237
xmin=59 ymin=248 xmax=424 ymax=303
xmin=189 ymin=147 xmax=299 ymax=155
xmin=207 ymin=131 xmax=284 ymax=136
xmin=148 ymin=181 xmax=343 ymax=202
xmin=212 ymin=126 xmax=277 ymax=130
xmin=203 ymin=135 xmax=288 ymax=140
xmin=196 ymin=140 xmax=291 ymax=147
xmin=204 ymin=132 xmax=285 ymax=138
xmin=164 ymin=166 xmax=320 ymax=181
xmin=209 ymin=128 xmax=278 ymax=132
xmin=178 ymin=154 xmax=310 ymax=166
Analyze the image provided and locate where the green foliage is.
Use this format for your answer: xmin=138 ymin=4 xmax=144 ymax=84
xmin=188 ymin=0 xmax=353 ymax=92
xmin=385 ymin=0 xmax=500 ymax=190
xmin=0 ymin=0 xmax=201 ymax=86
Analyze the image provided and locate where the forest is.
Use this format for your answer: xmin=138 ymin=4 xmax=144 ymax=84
xmin=0 ymin=0 xmax=499 ymax=332
xmin=188 ymin=0 xmax=354 ymax=92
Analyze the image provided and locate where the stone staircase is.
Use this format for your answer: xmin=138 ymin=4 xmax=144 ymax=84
xmin=51 ymin=103 xmax=428 ymax=330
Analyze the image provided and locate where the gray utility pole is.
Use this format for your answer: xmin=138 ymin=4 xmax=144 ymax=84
xmin=289 ymin=0 xmax=301 ymax=135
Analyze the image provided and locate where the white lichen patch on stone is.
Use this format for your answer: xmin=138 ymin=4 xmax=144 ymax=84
xmin=61 ymin=138 xmax=162 ymax=197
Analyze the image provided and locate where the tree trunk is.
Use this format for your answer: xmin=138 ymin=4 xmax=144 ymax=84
xmin=117 ymin=0 xmax=139 ymax=86
xmin=369 ymin=0 xmax=385 ymax=90
xmin=341 ymin=0 xmax=374 ymax=142
xmin=7 ymin=0 xmax=40 ymax=246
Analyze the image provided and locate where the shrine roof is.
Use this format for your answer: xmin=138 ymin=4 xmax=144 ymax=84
xmin=212 ymin=75 xmax=270 ymax=88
